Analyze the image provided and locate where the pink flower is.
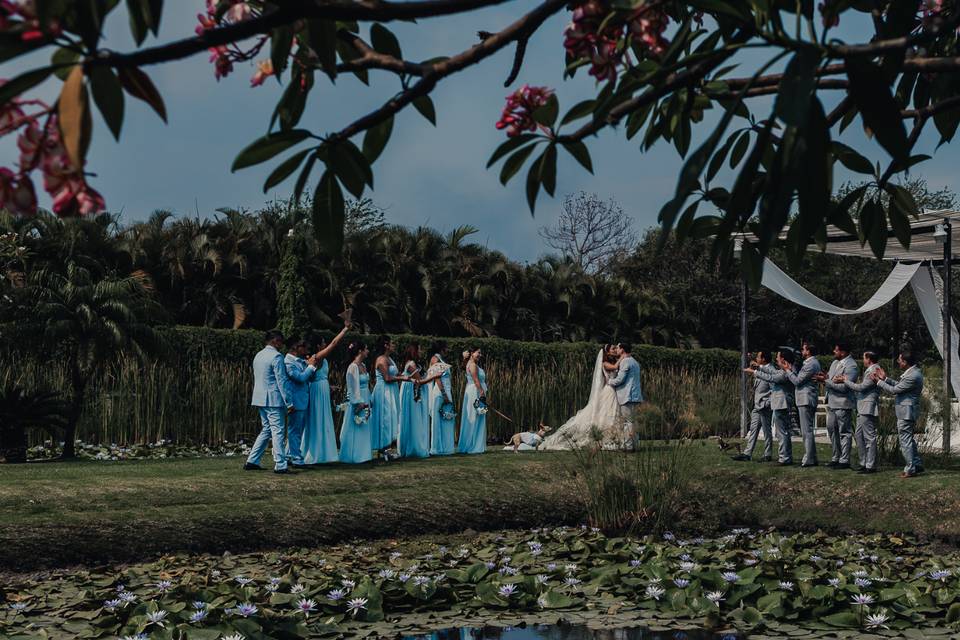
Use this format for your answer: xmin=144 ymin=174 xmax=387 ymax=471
xmin=16 ymin=120 xmax=42 ymax=170
xmin=210 ymin=46 xmax=233 ymax=80
xmin=250 ymin=59 xmax=274 ymax=87
xmin=50 ymin=177 xmax=104 ymax=217
xmin=0 ymin=167 xmax=14 ymax=209
xmin=496 ymin=84 xmax=554 ymax=137
xmin=0 ymin=101 xmax=25 ymax=135
xmin=195 ymin=12 xmax=216 ymax=36
xmin=225 ymin=1 xmax=252 ymax=23
xmin=628 ymin=4 xmax=670 ymax=58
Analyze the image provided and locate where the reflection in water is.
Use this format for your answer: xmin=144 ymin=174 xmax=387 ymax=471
xmin=406 ymin=624 xmax=738 ymax=640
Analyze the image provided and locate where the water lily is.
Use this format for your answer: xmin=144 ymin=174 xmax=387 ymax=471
xmin=673 ymin=578 xmax=690 ymax=588
xmin=663 ymin=532 xmax=675 ymax=541
xmin=536 ymin=574 xmax=550 ymax=585
xmin=810 ymin=555 xmax=822 ymax=562
xmin=346 ymin=597 xmax=367 ymax=617
xmin=295 ymin=598 xmax=317 ymax=616
xmin=547 ymin=563 xmax=558 ymax=571
xmin=193 ymin=601 xmax=207 ymax=610
xmin=290 ymin=583 xmax=306 ymax=593
xmin=705 ymin=590 xmax=725 ymax=605
xmin=221 ymin=635 xmax=244 ymax=640
xmin=721 ymin=571 xmax=739 ymax=584
xmin=564 ymin=563 xmax=578 ymax=574
xmin=630 ymin=559 xmax=642 ymax=568
xmin=744 ymin=558 xmax=758 ymax=566
xmin=118 ymin=591 xmax=137 ymax=604
xmin=378 ymin=569 xmax=396 ymax=579
xmin=155 ymin=580 xmax=173 ymax=593
xmin=679 ymin=553 xmax=692 ymax=562
xmin=485 ymin=561 xmax=497 ymax=570
xmin=855 ymin=578 xmax=873 ymax=589
xmin=930 ymin=569 xmax=952 ymax=581
xmin=189 ymin=609 xmax=208 ymax=623
xmin=413 ymin=575 xmax=431 ymax=587
xmin=121 ymin=635 xmax=149 ymax=640
xmin=234 ymin=576 xmax=253 ymax=587
xmin=327 ymin=588 xmax=347 ymax=601
xmin=852 ymin=569 xmax=869 ymax=578
xmin=103 ymin=599 xmax=122 ymax=611
xmin=232 ymin=602 xmax=258 ymax=617
xmin=498 ymin=584 xmax=518 ymax=597
xmin=145 ymin=610 xmax=168 ymax=627
xmin=9 ymin=602 xmax=28 ymax=612
xmin=341 ymin=578 xmax=356 ymax=589
xmin=500 ymin=566 xmax=519 ymax=576
xmin=779 ymin=581 xmax=794 ymax=591
xmin=679 ymin=561 xmax=699 ymax=573
xmin=564 ymin=577 xmax=582 ymax=587
xmin=537 ymin=594 xmax=548 ymax=608
xmin=398 ymin=573 xmax=411 ymax=583
xmin=851 ymin=593 xmax=875 ymax=606
xmin=865 ymin=610 xmax=890 ymax=629
xmin=645 ymin=585 xmax=666 ymax=600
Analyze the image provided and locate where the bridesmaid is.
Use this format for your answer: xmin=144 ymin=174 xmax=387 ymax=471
xmin=427 ymin=340 xmax=456 ymax=455
xmin=301 ymin=322 xmax=350 ymax=464
xmin=398 ymin=343 xmax=432 ymax=458
xmin=457 ymin=347 xmax=488 ymax=455
xmin=370 ymin=335 xmax=409 ymax=455
xmin=338 ymin=341 xmax=373 ymax=464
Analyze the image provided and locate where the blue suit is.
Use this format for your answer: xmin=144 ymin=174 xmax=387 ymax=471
xmin=608 ymin=355 xmax=643 ymax=448
xmin=284 ymin=353 xmax=316 ymax=466
xmin=246 ymin=345 xmax=294 ymax=471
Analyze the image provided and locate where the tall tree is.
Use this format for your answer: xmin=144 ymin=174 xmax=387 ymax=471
xmin=539 ymin=192 xmax=637 ymax=274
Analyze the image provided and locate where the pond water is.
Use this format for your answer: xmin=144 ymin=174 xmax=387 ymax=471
xmin=407 ymin=625 xmax=738 ymax=640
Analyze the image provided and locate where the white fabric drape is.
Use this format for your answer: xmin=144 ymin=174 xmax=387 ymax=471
xmin=909 ymin=266 xmax=960 ymax=398
xmin=761 ymin=259 xmax=922 ymax=314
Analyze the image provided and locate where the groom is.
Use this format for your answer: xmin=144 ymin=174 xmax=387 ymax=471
xmin=607 ymin=342 xmax=644 ymax=448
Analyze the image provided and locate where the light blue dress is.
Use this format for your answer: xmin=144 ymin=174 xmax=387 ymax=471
xmin=371 ymin=357 xmax=400 ymax=451
xmin=429 ymin=354 xmax=456 ymax=455
xmin=458 ymin=366 xmax=487 ymax=454
xmin=338 ymin=363 xmax=372 ymax=464
xmin=302 ymin=359 xmax=337 ymax=464
xmin=398 ymin=361 xmax=430 ymax=458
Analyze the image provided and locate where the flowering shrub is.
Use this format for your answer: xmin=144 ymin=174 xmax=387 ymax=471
xmin=26 ymin=439 xmax=252 ymax=461
xmin=5 ymin=527 xmax=960 ymax=638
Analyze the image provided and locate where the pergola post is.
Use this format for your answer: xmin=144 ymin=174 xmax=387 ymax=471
xmin=944 ymin=218 xmax=953 ymax=454
xmin=892 ymin=293 xmax=900 ymax=360
xmin=740 ymin=276 xmax=749 ymax=438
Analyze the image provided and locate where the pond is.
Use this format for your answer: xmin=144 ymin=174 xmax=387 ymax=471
xmin=407 ymin=624 xmax=736 ymax=639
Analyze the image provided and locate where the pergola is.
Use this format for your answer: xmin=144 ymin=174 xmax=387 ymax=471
xmin=736 ymin=209 xmax=960 ymax=453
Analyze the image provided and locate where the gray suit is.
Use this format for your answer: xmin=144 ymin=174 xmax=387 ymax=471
xmin=845 ymin=362 xmax=880 ymax=470
xmin=825 ymin=355 xmax=858 ymax=464
xmin=743 ymin=363 xmax=774 ymax=459
xmin=784 ymin=356 xmax=822 ymax=465
xmin=878 ymin=365 xmax=924 ymax=474
xmin=752 ymin=365 xmax=794 ymax=463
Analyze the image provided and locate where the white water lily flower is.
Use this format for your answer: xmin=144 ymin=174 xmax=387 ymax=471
xmin=234 ymin=576 xmax=253 ymax=587
xmin=118 ymin=591 xmax=137 ymax=603
xmin=809 ymin=555 xmax=822 ymax=562
xmin=855 ymin=578 xmax=873 ymax=589
xmin=413 ymin=575 xmax=431 ymax=587
xmin=852 ymin=569 xmax=869 ymax=578
xmin=630 ymin=559 xmax=642 ymax=568
xmin=679 ymin=561 xmax=699 ymax=573
xmin=9 ymin=602 xmax=28 ymax=612
xmin=779 ymin=581 xmax=794 ymax=591
xmin=103 ymin=599 xmax=122 ymax=611
xmin=155 ymin=580 xmax=173 ymax=593
xmin=851 ymin=593 xmax=875 ymax=605
xmin=378 ymin=569 xmax=396 ymax=579
xmin=535 ymin=574 xmax=550 ymax=585
xmin=564 ymin=577 xmax=582 ymax=587
xmin=145 ymin=610 xmax=168 ymax=627
xmin=744 ymin=559 xmax=758 ymax=566
xmin=705 ymin=591 xmax=725 ymax=605
xmin=341 ymin=578 xmax=356 ymax=589
xmin=346 ymin=597 xmax=367 ymax=617
xmin=865 ymin=610 xmax=890 ymax=629
xmin=121 ymin=635 xmax=149 ymax=640
xmin=828 ymin=578 xmax=841 ymax=587
xmin=537 ymin=594 xmax=548 ymax=608
xmin=189 ymin=609 xmax=208 ymax=623
xmin=327 ymin=588 xmax=347 ymax=601
xmin=546 ymin=563 xmax=557 ymax=571
xmin=295 ymin=598 xmax=317 ymax=616
xmin=220 ymin=635 xmax=245 ymax=640
xmin=398 ymin=573 xmax=411 ymax=583
xmin=930 ymin=569 xmax=952 ymax=581
xmin=233 ymin=602 xmax=258 ymax=617
xmin=290 ymin=583 xmax=306 ymax=593
xmin=721 ymin=571 xmax=739 ymax=584
xmin=673 ymin=578 xmax=690 ymax=589
xmin=498 ymin=584 xmax=518 ymax=597
xmin=193 ymin=601 xmax=207 ymax=610
xmin=645 ymin=585 xmax=666 ymax=600
xmin=564 ymin=563 xmax=578 ymax=574
xmin=679 ymin=553 xmax=692 ymax=562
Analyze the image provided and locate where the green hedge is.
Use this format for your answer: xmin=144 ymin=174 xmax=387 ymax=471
xmin=160 ymin=327 xmax=740 ymax=373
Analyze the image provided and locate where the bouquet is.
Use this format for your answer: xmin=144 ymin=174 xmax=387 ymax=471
xmin=473 ymin=397 xmax=489 ymax=415
xmin=335 ymin=402 xmax=348 ymax=413
xmin=440 ymin=401 xmax=456 ymax=421
xmin=354 ymin=405 xmax=372 ymax=425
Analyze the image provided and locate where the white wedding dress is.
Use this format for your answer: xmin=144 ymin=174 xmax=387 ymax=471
xmin=540 ymin=350 xmax=624 ymax=450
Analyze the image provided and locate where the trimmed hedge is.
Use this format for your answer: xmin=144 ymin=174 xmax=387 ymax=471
xmin=160 ymin=326 xmax=740 ymax=373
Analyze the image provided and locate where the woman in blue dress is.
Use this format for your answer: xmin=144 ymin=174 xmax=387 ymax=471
xmin=457 ymin=347 xmax=488 ymax=454
xmin=397 ymin=343 xmax=432 ymax=458
xmin=370 ymin=335 xmax=410 ymax=455
xmin=427 ymin=340 xmax=456 ymax=455
xmin=338 ymin=341 xmax=373 ymax=464
xmin=302 ymin=322 xmax=350 ymax=464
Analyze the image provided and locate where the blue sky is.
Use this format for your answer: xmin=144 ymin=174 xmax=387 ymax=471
xmin=2 ymin=2 xmax=959 ymax=262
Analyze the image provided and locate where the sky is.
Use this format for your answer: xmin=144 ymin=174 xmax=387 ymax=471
xmin=2 ymin=2 xmax=959 ymax=263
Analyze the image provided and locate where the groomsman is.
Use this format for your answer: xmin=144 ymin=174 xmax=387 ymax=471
xmin=781 ymin=342 xmax=821 ymax=467
xmin=284 ymin=336 xmax=319 ymax=469
xmin=245 ymin=330 xmax=295 ymax=474
xmin=734 ymin=350 xmax=774 ymax=462
xmin=838 ymin=351 xmax=880 ymax=474
xmin=875 ymin=351 xmax=925 ymax=478
xmin=747 ymin=352 xmax=794 ymax=465
xmin=821 ymin=342 xmax=858 ymax=469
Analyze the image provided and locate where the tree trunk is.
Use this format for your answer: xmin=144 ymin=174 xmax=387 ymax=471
xmin=63 ymin=369 xmax=87 ymax=460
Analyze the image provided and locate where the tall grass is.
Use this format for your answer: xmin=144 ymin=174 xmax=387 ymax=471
xmin=2 ymin=353 xmax=738 ymax=446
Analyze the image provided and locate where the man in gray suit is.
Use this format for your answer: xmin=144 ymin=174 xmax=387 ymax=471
xmin=747 ymin=351 xmax=794 ymax=465
xmin=821 ymin=341 xmax=859 ymax=470
xmin=245 ymin=330 xmax=295 ymax=474
xmin=837 ymin=351 xmax=880 ymax=474
xmin=734 ymin=350 xmax=774 ymax=462
xmin=875 ymin=351 xmax=925 ymax=478
xmin=608 ymin=342 xmax=643 ymax=449
xmin=781 ymin=342 xmax=821 ymax=467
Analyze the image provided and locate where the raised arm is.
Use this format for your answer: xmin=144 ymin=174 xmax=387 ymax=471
xmin=879 ymin=373 xmax=921 ymax=395
xmin=844 ymin=376 xmax=875 ymax=393
xmin=753 ymin=366 xmax=786 ymax=384
xmin=784 ymin=360 xmax=818 ymax=386
xmin=316 ymin=325 xmax=350 ymax=360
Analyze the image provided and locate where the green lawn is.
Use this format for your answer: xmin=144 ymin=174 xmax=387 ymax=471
xmin=3 ymin=443 xmax=960 ymax=570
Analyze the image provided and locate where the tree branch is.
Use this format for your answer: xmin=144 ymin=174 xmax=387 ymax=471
xmin=335 ymin=31 xmax=426 ymax=76
xmin=329 ymin=0 xmax=567 ymax=142
xmin=86 ymin=0 xmax=513 ymax=70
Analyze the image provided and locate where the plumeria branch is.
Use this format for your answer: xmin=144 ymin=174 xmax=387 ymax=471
xmin=335 ymin=31 xmax=426 ymax=76
xmin=328 ymin=0 xmax=567 ymax=143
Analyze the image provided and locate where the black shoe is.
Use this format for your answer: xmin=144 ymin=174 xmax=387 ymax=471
xmin=916 ymin=465 xmax=926 ymax=474
xmin=732 ymin=454 xmax=751 ymax=461
xmin=243 ymin=463 xmax=262 ymax=471
xmin=779 ymin=461 xmax=793 ymax=466
xmin=761 ymin=456 xmax=773 ymax=462
xmin=857 ymin=467 xmax=877 ymax=474
xmin=290 ymin=464 xmax=309 ymax=470
xmin=801 ymin=463 xmax=817 ymax=468
xmin=832 ymin=463 xmax=851 ymax=470
xmin=274 ymin=468 xmax=297 ymax=475
xmin=825 ymin=461 xmax=839 ymax=468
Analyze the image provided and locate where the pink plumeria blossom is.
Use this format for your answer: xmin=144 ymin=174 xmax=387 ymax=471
xmin=250 ymin=59 xmax=274 ymax=87
xmin=496 ymin=85 xmax=554 ymax=137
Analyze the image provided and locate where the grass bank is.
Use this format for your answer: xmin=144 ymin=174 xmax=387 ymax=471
xmin=4 ymin=443 xmax=960 ymax=570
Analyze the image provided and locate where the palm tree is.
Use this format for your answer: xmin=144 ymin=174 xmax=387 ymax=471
xmin=0 ymin=383 xmax=67 ymax=463
xmin=31 ymin=261 xmax=166 ymax=458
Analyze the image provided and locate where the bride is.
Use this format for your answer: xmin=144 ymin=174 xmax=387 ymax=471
xmin=540 ymin=344 xmax=627 ymax=450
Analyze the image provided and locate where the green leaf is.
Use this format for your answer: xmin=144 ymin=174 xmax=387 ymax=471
xmin=526 ymin=153 xmax=542 ymax=214
xmin=688 ymin=0 xmax=749 ymax=19
xmin=846 ymin=56 xmax=910 ymax=163
xmin=51 ymin=47 xmax=80 ymax=79
xmin=888 ymin=194 xmax=912 ymax=249
xmin=499 ymin=143 xmax=537 ymax=185
xmin=540 ymin=144 xmax=557 ymax=196
xmin=89 ymin=66 xmax=125 ymax=140
xmin=271 ymin=25 xmax=294 ymax=81
xmin=263 ymin=148 xmax=312 ymax=192
xmin=413 ymin=95 xmax=436 ymax=125
xmin=293 ymin=152 xmax=319 ymax=202
xmin=232 ymin=129 xmax=312 ymax=172
xmin=946 ymin=602 xmax=960 ymax=624
xmin=889 ymin=183 xmax=919 ymax=216
xmin=860 ymin=198 xmax=888 ymax=258
xmin=313 ymin=170 xmax=346 ymax=254
xmin=330 ymin=141 xmax=372 ymax=198
xmin=822 ymin=612 xmax=859 ymax=628
xmin=830 ymin=184 xmax=866 ymax=235
xmin=706 ymin=134 xmax=734 ymax=182
xmin=773 ymin=46 xmax=821 ymax=126
xmin=562 ymin=140 xmax=593 ymax=173
xmin=126 ymin=0 xmax=148 ymax=45
xmin=486 ymin=134 xmax=538 ymax=169
xmin=117 ymin=65 xmax=167 ymax=122
xmin=144 ymin=0 xmax=164 ymax=35
xmin=305 ymin=19 xmax=338 ymax=81
xmin=726 ymin=121 xmax=771 ymax=224
xmin=831 ymin=141 xmax=874 ymax=174
xmin=795 ymin=96 xmax=831 ymax=233
xmin=273 ymin=68 xmax=314 ymax=131
xmin=532 ymin=94 xmax=560 ymax=128
xmin=560 ymin=99 xmax=596 ymax=126
xmin=729 ymin=130 xmax=750 ymax=168
xmin=0 ymin=66 xmax=57 ymax=109
xmin=362 ymin=115 xmax=393 ymax=163
xmin=370 ymin=23 xmax=402 ymax=59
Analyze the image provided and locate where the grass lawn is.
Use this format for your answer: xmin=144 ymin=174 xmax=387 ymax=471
xmin=3 ymin=441 xmax=960 ymax=570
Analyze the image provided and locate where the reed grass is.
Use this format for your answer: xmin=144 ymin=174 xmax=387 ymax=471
xmin=2 ymin=354 xmax=738 ymax=446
